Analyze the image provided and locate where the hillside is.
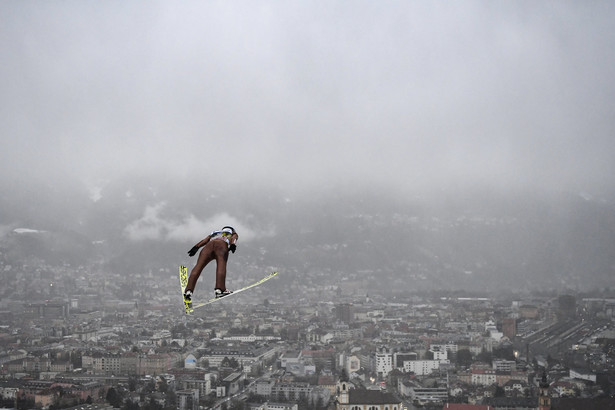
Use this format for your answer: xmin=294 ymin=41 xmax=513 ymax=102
xmin=1 ymin=177 xmax=614 ymax=294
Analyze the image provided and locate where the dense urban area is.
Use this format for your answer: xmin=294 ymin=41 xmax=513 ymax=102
xmin=1 ymin=260 xmax=615 ymax=410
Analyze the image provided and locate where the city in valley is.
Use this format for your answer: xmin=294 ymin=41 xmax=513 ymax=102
xmin=1 ymin=261 xmax=614 ymax=410
xmin=3 ymin=0 xmax=615 ymax=408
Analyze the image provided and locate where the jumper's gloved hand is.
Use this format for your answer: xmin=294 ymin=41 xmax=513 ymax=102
xmin=187 ymin=246 xmax=199 ymax=257
xmin=229 ymin=244 xmax=237 ymax=253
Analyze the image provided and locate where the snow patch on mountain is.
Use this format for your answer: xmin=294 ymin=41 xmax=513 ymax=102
xmin=13 ymin=228 xmax=46 ymax=234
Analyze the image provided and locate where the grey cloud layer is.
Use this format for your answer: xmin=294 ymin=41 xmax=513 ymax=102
xmin=1 ymin=1 xmax=614 ymax=194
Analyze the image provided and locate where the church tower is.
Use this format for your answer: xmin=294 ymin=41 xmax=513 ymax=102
xmin=538 ymin=370 xmax=551 ymax=410
xmin=337 ymin=380 xmax=350 ymax=406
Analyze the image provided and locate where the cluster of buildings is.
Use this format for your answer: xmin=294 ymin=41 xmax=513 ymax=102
xmin=1 ymin=257 xmax=615 ymax=409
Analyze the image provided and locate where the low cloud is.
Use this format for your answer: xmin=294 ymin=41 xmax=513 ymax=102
xmin=124 ymin=203 xmax=260 ymax=243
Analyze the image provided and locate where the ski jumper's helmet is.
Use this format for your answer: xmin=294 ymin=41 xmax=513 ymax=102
xmin=222 ymin=226 xmax=235 ymax=235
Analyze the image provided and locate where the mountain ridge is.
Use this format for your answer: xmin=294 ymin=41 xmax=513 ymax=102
xmin=1 ymin=177 xmax=614 ymax=293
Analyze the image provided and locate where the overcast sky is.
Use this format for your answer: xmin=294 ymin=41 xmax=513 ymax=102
xmin=2 ymin=1 xmax=614 ymax=197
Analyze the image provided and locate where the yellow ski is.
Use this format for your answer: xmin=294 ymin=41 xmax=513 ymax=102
xmin=191 ymin=271 xmax=279 ymax=311
xmin=179 ymin=265 xmax=193 ymax=314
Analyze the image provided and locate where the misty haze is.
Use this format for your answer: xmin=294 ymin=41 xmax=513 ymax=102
xmin=1 ymin=1 xmax=614 ymax=293
xmin=1 ymin=2 xmax=615 ymax=409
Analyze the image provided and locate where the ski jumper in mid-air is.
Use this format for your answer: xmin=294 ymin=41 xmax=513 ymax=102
xmin=183 ymin=226 xmax=238 ymax=301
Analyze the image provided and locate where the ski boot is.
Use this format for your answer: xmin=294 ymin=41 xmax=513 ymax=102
xmin=215 ymin=288 xmax=233 ymax=299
